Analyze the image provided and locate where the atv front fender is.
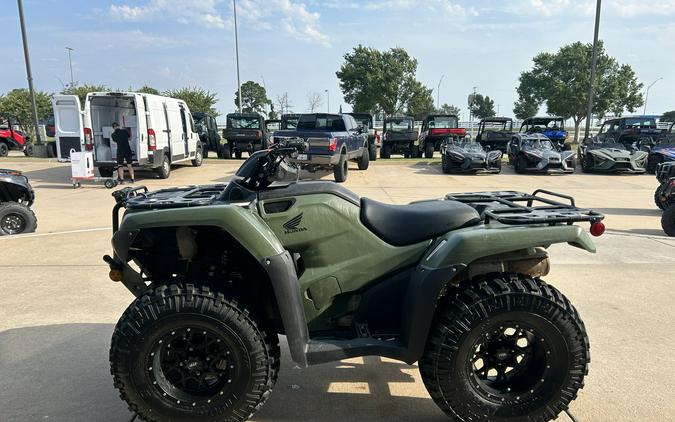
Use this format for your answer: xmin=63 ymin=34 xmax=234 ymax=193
xmin=400 ymin=224 xmax=595 ymax=364
xmin=115 ymin=205 xmax=285 ymax=262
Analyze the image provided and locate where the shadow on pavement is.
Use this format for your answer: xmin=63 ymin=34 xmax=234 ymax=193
xmin=22 ymin=166 xmax=72 ymax=184
xmin=0 ymin=324 xmax=446 ymax=422
xmin=606 ymin=228 xmax=670 ymax=237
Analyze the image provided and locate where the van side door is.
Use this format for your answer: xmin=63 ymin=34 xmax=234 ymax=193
xmin=134 ymin=94 xmax=149 ymax=164
xmin=179 ymin=105 xmax=189 ymax=157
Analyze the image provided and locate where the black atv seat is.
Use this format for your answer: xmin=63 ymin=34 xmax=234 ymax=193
xmin=360 ymin=198 xmax=482 ymax=246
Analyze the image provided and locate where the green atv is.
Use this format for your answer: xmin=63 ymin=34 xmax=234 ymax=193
xmin=105 ymin=140 xmax=605 ymax=422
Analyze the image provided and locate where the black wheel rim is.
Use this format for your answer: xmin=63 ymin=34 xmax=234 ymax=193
xmin=148 ymin=327 xmax=237 ymax=405
xmin=1 ymin=213 xmax=26 ymax=234
xmin=467 ymin=322 xmax=552 ymax=402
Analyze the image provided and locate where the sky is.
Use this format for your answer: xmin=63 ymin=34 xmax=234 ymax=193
xmin=3 ymin=0 xmax=675 ymax=122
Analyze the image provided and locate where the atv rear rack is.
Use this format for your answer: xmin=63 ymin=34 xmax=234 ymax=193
xmin=445 ymin=189 xmax=604 ymax=226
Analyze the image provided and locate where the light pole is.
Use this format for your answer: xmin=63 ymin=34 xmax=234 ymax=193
xmin=65 ymin=46 xmax=74 ymax=88
xmin=643 ymin=77 xmax=663 ymax=115
xmin=325 ymin=89 xmax=329 ymax=113
xmin=233 ymin=0 xmax=242 ymax=113
xmin=17 ymin=0 xmax=42 ymax=145
xmin=260 ymin=74 xmax=267 ymax=116
xmin=436 ymin=74 xmax=444 ymax=110
xmin=469 ymin=86 xmax=477 ymax=138
xmin=583 ymin=0 xmax=601 ymax=141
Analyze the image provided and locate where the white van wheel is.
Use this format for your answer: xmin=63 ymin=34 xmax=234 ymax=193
xmin=156 ymin=155 xmax=171 ymax=179
xmin=192 ymin=145 xmax=203 ymax=167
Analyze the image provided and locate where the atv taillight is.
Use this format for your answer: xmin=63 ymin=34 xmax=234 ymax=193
xmin=83 ymin=127 xmax=93 ymax=151
xmin=148 ymin=129 xmax=156 ymax=151
xmin=590 ymin=221 xmax=605 ymax=237
xmin=328 ymin=137 xmax=338 ymax=152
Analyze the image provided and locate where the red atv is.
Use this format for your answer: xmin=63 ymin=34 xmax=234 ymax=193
xmin=0 ymin=117 xmax=32 ymax=157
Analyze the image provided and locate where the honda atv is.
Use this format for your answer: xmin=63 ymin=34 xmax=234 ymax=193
xmin=0 ymin=169 xmax=37 ymax=235
xmin=105 ymin=140 xmax=605 ymax=422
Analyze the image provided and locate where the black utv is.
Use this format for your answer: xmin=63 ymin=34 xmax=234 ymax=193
xmin=381 ymin=116 xmax=417 ymax=158
xmin=281 ymin=113 xmax=300 ymax=130
xmin=222 ymin=113 xmax=267 ymax=159
xmin=475 ymin=117 xmax=514 ymax=153
xmin=192 ymin=112 xmax=221 ymax=159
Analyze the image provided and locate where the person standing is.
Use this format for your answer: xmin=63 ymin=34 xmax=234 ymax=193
xmin=111 ymin=122 xmax=135 ymax=183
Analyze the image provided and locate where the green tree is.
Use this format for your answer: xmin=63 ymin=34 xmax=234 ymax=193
xmin=137 ymin=85 xmax=160 ymax=95
xmin=234 ymin=81 xmax=269 ymax=115
xmin=661 ymin=110 xmax=675 ymax=122
xmin=470 ymin=93 xmax=496 ymax=119
xmin=61 ymin=84 xmax=108 ymax=105
xmin=406 ymin=81 xmax=435 ymax=120
xmin=513 ymin=95 xmax=539 ymax=120
xmin=514 ymin=41 xmax=643 ymax=141
xmin=165 ymin=86 xmax=219 ymax=117
xmin=437 ymin=103 xmax=461 ymax=116
xmin=0 ymin=88 xmax=52 ymax=130
xmin=268 ymin=104 xmax=279 ymax=120
xmin=336 ymin=45 xmax=430 ymax=116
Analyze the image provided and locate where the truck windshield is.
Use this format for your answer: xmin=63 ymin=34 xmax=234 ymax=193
xmin=387 ymin=120 xmax=412 ymax=131
xmin=429 ymin=116 xmax=458 ymax=129
xmin=229 ymin=117 xmax=260 ymax=129
xmin=297 ymin=115 xmax=346 ymax=131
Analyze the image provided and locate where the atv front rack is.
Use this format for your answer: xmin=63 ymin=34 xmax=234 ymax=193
xmin=111 ymin=185 xmax=227 ymax=232
xmin=445 ymin=189 xmax=604 ymax=226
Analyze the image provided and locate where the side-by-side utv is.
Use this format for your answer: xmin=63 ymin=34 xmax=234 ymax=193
xmin=381 ymin=116 xmax=417 ymax=158
xmin=475 ymin=117 xmax=514 ymax=153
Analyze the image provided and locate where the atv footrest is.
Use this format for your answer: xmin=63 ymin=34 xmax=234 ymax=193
xmin=445 ymin=189 xmax=604 ymax=226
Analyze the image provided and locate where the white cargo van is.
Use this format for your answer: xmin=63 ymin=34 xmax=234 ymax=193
xmin=52 ymin=92 xmax=203 ymax=178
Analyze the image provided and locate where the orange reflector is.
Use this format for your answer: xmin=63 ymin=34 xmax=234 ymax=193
xmin=109 ymin=269 xmax=123 ymax=282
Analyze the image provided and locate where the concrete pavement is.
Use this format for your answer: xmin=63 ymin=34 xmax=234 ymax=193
xmin=0 ymin=156 xmax=673 ymax=421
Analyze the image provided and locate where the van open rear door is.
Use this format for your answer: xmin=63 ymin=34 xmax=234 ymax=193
xmin=52 ymin=94 xmax=83 ymax=161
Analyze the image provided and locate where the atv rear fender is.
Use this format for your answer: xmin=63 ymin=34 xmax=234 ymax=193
xmin=399 ymin=224 xmax=596 ymax=363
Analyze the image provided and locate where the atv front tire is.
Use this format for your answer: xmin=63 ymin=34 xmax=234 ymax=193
xmin=110 ymin=284 xmax=280 ymax=422
xmin=654 ymin=183 xmax=673 ymax=210
xmin=420 ymin=274 xmax=589 ymax=422
xmin=0 ymin=202 xmax=37 ymax=235
xmin=0 ymin=142 xmax=8 ymax=157
xmin=515 ymin=154 xmax=528 ymax=174
xmin=663 ymin=205 xmax=675 ymax=236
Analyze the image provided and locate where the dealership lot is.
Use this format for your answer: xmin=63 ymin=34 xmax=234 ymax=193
xmin=0 ymin=157 xmax=674 ymax=422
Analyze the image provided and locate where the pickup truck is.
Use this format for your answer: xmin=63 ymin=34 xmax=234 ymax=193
xmin=272 ymin=113 xmax=370 ymax=182
xmin=222 ymin=113 xmax=267 ymax=159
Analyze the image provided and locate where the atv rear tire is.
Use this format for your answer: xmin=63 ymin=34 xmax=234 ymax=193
xmin=0 ymin=202 xmax=37 ymax=235
xmin=441 ymin=154 xmax=451 ymax=174
xmin=334 ymin=153 xmax=348 ymax=183
xmin=369 ymin=144 xmax=377 ymax=161
xmin=663 ymin=205 xmax=675 ymax=236
xmin=424 ymin=143 xmax=434 ymax=159
xmin=235 ymin=150 xmax=243 ymax=159
xmin=357 ymin=147 xmax=370 ymax=170
xmin=420 ymin=274 xmax=589 ymax=422
xmin=0 ymin=142 xmax=8 ymax=157
xmin=380 ymin=144 xmax=391 ymax=159
xmin=110 ymin=284 xmax=280 ymax=422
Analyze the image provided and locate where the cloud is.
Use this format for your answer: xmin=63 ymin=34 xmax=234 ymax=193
xmin=360 ymin=0 xmax=478 ymax=17
xmin=110 ymin=0 xmax=227 ymax=28
xmin=109 ymin=0 xmax=330 ymax=45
